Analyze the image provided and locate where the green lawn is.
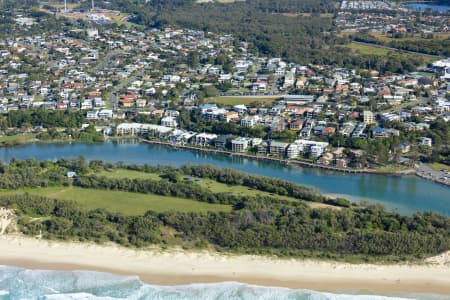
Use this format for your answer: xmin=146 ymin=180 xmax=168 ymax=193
xmin=96 ymin=169 xmax=162 ymax=181
xmin=199 ymin=178 xmax=327 ymax=204
xmin=427 ymin=163 xmax=450 ymax=172
xmin=205 ymin=96 xmax=279 ymax=106
xmin=199 ymin=178 xmax=288 ymax=198
xmin=93 ymin=168 xmax=338 ymax=209
xmin=370 ymin=33 xmax=450 ymax=42
xmin=96 ymin=169 xmax=296 ymax=202
xmin=0 ymin=134 xmax=37 ymax=143
xmin=370 ymin=165 xmax=413 ymax=174
xmin=7 ymin=186 xmax=231 ymax=215
xmin=340 ymin=42 xmax=435 ymax=64
xmin=341 ymin=43 xmax=393 ymax=56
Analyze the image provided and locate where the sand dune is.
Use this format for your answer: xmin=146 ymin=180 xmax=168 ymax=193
xmin=0 ymin=234 xmax=449 ymax=296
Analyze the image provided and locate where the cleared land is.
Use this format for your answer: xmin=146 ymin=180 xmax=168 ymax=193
xmin=5 ymin=186 xmax=231 ymax=214
xmin=205 ymin=96 xmax=279 ymax=106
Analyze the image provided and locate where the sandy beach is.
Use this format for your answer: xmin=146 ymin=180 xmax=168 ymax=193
xmin=1 ymin=234 xmax=450 ymax=296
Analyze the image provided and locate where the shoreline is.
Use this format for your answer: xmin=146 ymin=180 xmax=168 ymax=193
xmin=141 ymin=139 xmax=450 ymax=187
xmin=2 ymin=137 xmax=449 ymax=188
xmin=1 ymin=235 xmax=450 ymax=296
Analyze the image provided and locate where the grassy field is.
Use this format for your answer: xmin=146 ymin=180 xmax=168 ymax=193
xmin=0 ymin=134 xmax=37 ymax=145
xmin=369 ymin=165 xmax=413 ymax=174
xmin=96 ymin=169 xmax=339 ymax=209
xmin=96 ymin=169 xmax=162 ymax=181
xmin=7 ymin=186 xmax=231 ymax=215
xmin=205 ymin=96 xmax=279 ymax=106
xmin=370 ymin=32 xmax=450 ymax=42
xmin=97 ymin=169 xmax=293 ymax=200
xmin=341 ymin=43 xmax=394 ymax=56
xmin=340 ymin=42 xmax=435 ymax=64
xmin=427 ymin=163 xmax=450 ymax=172
xmin=199 ymin=178 xmax=294 ymax=200
xmin=280 ymin=13 xmax=333 ymax=17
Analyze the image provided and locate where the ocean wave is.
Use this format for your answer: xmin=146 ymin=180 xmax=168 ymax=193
xmin=0 ymin=266 xmax=444 ymax=300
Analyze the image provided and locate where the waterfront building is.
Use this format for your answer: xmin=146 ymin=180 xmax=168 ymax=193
xmin=231 ymin=137 xmax=250 ymax=153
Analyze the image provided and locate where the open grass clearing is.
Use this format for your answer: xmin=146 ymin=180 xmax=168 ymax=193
xmin=427 ymin=163 xmax=450 ymax=172
xmin=279 ymin=13 xmax=333 ymax=18
xmin=341 ymin=43 xmax=394 ymax=56
xmin=0 ymin=134 xmax=37 ymax=144
xmin=198 ymin=178 xmax=340 ymax=210
xmin=4 ymin=186 xmax=231 ymax=214
xmin=370 ymin=165 xmax=413 ymax=174
xmin=93 ymin=168 xmax=340 ymax=210
xmin=96 ymin=169 xmax=162 ymax=181
xmin=340 ymin=42 xmax=435 ymax=64
xmin=370 ymin=32 xmax=450 ymax=42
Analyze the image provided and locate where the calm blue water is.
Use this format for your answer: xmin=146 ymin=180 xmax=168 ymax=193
xmin=403 ymin=3 xmax=450 ymax=12
xmin=1 ymin=141 xmax=449 ymax=216
xmin=0 ymin=266 xmax=447 ymax=300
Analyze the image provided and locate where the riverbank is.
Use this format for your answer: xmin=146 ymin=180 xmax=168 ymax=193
xmin=142 ymin=139 xmax=367 ymax=174
xmin=1 ymin=234 xmax=450 ymax=296
xmin=141 ymin=139 xmax=434 ymax=179
xmin=415 ymin=171 xmax=450 ymax=188
xmin=0 ymin=133 xmax=38 ymax=147
xmin=1 ymin=137 xmax=448 ymax=188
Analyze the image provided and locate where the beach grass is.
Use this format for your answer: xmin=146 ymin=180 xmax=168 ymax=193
xmin=5 ymin=186 xmax=231 ymax=215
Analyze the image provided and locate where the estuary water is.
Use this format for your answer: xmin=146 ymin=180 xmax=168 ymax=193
xmin=0 ymin=141 xmax=449 ymax=216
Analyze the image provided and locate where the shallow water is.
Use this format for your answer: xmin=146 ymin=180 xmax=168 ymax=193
xmin=0 ymin=266 xmax=447 ymax=300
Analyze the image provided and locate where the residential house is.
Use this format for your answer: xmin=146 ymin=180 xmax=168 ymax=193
xmin=419 ymin=137 xmax=432 ymax=147
xmin=161 ymin=116 xmax=178 ymax=128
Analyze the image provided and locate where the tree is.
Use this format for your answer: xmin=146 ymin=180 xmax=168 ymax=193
xmin=187 ymin=51 xmax=200 ymax=68
xmin=202 ymin=85 xmax=219 ymax=98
